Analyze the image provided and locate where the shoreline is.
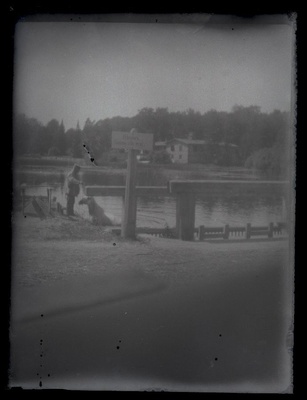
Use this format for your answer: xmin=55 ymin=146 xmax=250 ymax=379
xmin=13 ymin=156 xmax=263 ymax=177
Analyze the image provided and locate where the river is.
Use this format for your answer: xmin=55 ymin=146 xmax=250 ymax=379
xmin=16 ymin=165 xmax=286 ymax=229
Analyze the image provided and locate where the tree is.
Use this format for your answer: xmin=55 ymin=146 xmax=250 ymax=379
xmin=134 ymin=107 xmax=156 ymax=134
xmin=181 ymin=108 xmax=203 ymax=139
xmin=14 ymin=105 xmax=291 ymax=169
xmin=13 ymin=113 xmax=30 ymax=155
xmin=13 ymin=113 xmax=44 ymax=155
xmin=150 ymin=149 xmax=172 ymax=164
xmin=44 ymin=119 xmax=64 ymax=155
xmin=57 ymin=120 xmax=67 ymax=155
xmin=66 ymin=125 xmax=83 ymax=158
xmin=201 ymin=109 xmax=227 ymax=144
xmin=244 ymin=143 xmax=289 ymax=179
xmin=44 ymin=119 xmax=67 ymax=155
xmin=154 ymin=108 xmax=172 ymax=141
xmin=82 ymin=118 xmax=112 ymax=163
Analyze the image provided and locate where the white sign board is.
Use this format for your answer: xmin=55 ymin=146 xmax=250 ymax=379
xmin=112 ymin=131 xmax=153 ymax=151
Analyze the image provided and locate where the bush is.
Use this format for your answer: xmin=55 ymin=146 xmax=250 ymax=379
xmin=150 ymin=150 xmax=172 ymax=164
xmin=244 ymin=144 xmax=288 ymax=178
xmin=245 ymin=147 xmax=273 ymax=170
xmin=66 ymin=145 xmax=83 ymax=159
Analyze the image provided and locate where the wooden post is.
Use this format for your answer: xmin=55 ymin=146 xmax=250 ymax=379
xmin=121 ymin=149 xmax=138 ymax=239
xmin=47 ymin=188 xmax=52 ymax=213
xmin=111 ymin=129 xmax=153 ymax=239
xmin=246 ymin=223 xmax=251 ymax=239
xmin=176 ymin=193 xmax=196 ymax=241
xmin=268 ymin=222 xmax=274 ymax=238
xmin=224 ymin=224 xmax=230 ymax=239
xmin=198 ymin=225 xmax=205 ymax=241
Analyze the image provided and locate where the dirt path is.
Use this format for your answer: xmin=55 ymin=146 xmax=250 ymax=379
xmin=9 ymin=215 xmax=294 ymax=392
xmin=11 ymin=214 xmax=291 ymax=288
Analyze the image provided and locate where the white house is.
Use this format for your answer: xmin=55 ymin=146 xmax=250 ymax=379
xmin=154 ymin=138 xmax=239 ymax=164
xmin=154 ymin=138 xmax=206 ymax=164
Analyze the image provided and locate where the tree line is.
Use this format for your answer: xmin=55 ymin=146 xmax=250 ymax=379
xmin=13 ymin=105 xmax=292 ymax=176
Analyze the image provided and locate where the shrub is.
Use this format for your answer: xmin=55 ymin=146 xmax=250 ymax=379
xmin=150 ymin=150 xmax=172 ymax=164
xmin=244 ymin=144 xmax=289 ymax=178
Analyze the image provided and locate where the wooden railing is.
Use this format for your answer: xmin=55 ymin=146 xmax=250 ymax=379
xmin=111 ymin=222 xmax=288 ymax=240
xmin=198 ymin=222 xmax=288 ymax=240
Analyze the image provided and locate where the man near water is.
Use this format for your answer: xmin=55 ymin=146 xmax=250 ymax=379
xmin=65 ymin=164 xmax=81 ymax=216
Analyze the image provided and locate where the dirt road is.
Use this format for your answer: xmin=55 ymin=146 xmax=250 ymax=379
xmin=9 ymin=216 xmax=293 ymax=392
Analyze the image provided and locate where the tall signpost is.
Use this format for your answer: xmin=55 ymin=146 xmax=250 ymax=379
xmin=112 ymin=129 xmax=153 ymax=239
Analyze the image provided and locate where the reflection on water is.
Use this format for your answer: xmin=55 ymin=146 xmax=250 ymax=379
xmin=22 ymin=183 xmax=284 ymax=229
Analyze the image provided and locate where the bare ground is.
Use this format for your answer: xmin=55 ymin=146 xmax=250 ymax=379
xmin=9 ymin=214 xmax=294 ymax=392
xmin=11 ymin=213 xmax=291 ymax=288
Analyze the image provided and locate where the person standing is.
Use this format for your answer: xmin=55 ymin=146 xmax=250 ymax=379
xmin=65 ymin=164 xmax=82 ymax=216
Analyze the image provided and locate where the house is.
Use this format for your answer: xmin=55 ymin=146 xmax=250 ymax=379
xmin=154 ymin=138 xmax=239 ymax=164
xmin=154 ymin=138 xmax=206 ymax=164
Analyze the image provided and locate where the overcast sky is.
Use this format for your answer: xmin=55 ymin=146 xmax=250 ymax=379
xmin=13 ymin=15 xmax=296 ymax=130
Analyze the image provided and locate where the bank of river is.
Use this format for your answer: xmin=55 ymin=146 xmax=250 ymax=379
xmin=14 ymin=158 xmax=262 ymax=185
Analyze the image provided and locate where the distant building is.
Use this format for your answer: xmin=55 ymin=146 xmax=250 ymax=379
xmin=154 ymin=138 xmax=206 ymax=164
xmin=154 ymin=138 xmax=239 ymax=164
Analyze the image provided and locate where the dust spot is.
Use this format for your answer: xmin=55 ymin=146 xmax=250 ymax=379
xmin=82 ymin=143 xmax=97 ymax=166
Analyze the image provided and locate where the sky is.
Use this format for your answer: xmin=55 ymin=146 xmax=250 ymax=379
xmin=13 ymin=14 xmax=296 ymax=130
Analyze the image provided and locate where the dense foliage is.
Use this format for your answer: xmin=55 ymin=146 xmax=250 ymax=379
xmin=13 ymin=105 xmax=292 ymax=177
